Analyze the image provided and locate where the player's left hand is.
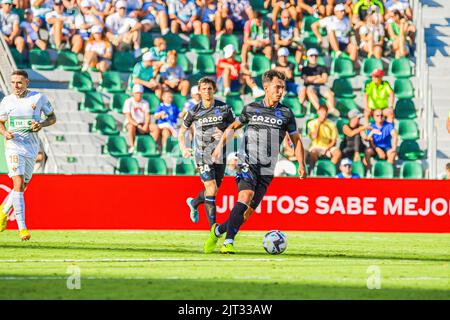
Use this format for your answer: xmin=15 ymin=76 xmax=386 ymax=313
xmin=298 ymin=164 xmax=307 ymax=180
xmin=212 ymin=128 xmax=223 ymax=141
xmin=30 ymin=121 xmax=42 ymax=132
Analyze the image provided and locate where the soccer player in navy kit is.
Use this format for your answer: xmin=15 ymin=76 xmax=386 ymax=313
xmin=205 ymin=70 xmax=307 ymax=254
xmin=178 ymin=78 xmax=235 ymax=234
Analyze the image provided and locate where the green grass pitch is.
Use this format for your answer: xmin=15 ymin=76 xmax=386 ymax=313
xmin=0 ymin=230 xmax=448 ymax=299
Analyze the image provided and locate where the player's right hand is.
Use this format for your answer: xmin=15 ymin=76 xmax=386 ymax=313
xmin=4 ymin=131 xmax=13 ymax=140
xmin=181 ymin=148 xmax=193 ymax=159
xmin=211 ymin=148 xmax=221 ymax=163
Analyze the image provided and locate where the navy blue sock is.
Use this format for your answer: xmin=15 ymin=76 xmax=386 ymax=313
xmin=191 ymin=190 xmax=205 ymax=208
xmin=204 ymin=196 xmax=216 ymax=227
xmin=224 ymin=202 xmax=248 ymax=242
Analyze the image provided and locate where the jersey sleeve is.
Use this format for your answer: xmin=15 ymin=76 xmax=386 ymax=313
xmin=0 ymin=97 xmax=8 ymax=121
xmin=237 ymin=105 xmax=249 ymax=124
xmin=40 ymin=94 xmax=54 ymax=116
xmin=224 ymin=105 xmax=236 ymax=127
xmin=183 ymin=109 xmax=195 ymax=128
xmin=286 ymin=109 xmax=298 ymax=136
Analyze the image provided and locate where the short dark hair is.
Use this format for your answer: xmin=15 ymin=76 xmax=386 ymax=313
xmin=197 ymin=77 xmax=216 ymax=90
xmin=11 ymin=70 xmax=28 ymax=79
xmin=262 ymin=70 xmax=286 ymax=84
xmin=162 ymin=87 xmax=174 ymax=95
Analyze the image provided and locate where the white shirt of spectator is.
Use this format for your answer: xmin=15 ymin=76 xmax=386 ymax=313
xmin=75 ymin=12 xmax=102 ymax=39
xmin=0 ymin=91 xmax=54 ymax=159
xmin=0 ymin=11 xmax=19 ymax=36
xmin=168 ymin=0 xmax=197 ymax=23
xmin=92 ymin=0 xmax=111 ymax=12
xmin=359 ymin=24 xmax=385 ymax=44
xmin=31 ymin=0 xmax=54 ymax=17
xmin=20 ymin=21 xmax=39 ymax=41
xmin=123 ymin=97 xmax=149 ymax=125
xmin=105 ymin=12 xmax=137 ymax=35
xmin=86 ymin=40 xmax=112 ymax=56
xmin=45 ymin=10 xmax=75 ymax=34
xmin=319 ymin=15 xmax=351 ymax=44
xmin=385 ymin=0 xmax=410 ymax=14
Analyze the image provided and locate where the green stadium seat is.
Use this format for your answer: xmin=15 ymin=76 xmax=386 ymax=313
xmin=145 ymin=157 xmax=168 ymax=175
xmin=116 ymin=157 xmax=140 ymax=175
xmin=143 ymin=93 xmax=160 ymax=114
xmin=226 ymin=96 xmax=244 ymax=116
xmin=194 ymin=53 xmax=216 ymax=75
xmin=105 ymin=136 xmax=132 ymax=158
xmin=400 ymin=161 xmax=423 ymax=179
xmin=330 ymin=57 xmax=355 ymax=78
xmin=332 ymin=78 xmax=355 ymax=99
xmin=177 ymin=52 xmax=192 ymax=74
xmin=398 ymin=140 xmax=425 ymax=161
xmin=360 ymin=57 xmax=383 ymax=77
xmin=80 ymin=92 xmax=108 ymax=113
xmin=29 ymin=49 xmax=55 ymax=70
xmin=174 ymin=158 xmax=196 ymax=175
xmin=394 ymin=99 xmax=417 ymax=119
xmin=331 ymin=50 xmax=350 ymax=60
xmin=135 ymin=135 xmax=160 ymax=157
xmin=93 ymin=114 xmax=119 ymax=135
xmin=388 ymin=57 xmax=412 ymax=78
xmin=173 ymin=93 xmax=187 ymax=112
xmin=394 ymin=79 xmax=414 ymax=99
xmin=112 ymin=51 xmax=135 ymax=72
xmin=398 ymin=119 xmax=419 ymax=141
xmin=302 ymin=36 xmax=321 ymax=51
xmin=287 ymin=55 xmax=301 ymax=77
xmin=189 ymin=34 xmax=213 ymax=53
xmin=250 ymin=54 xmax=271 ymax=76
xmin=336 ymin=118 xmax=350 ymax=138
xmin=301 ymin=16 xmax=319 ymax=36
xmin=12 ymin=8 xmax=25 ymax=22
xmin=249 ymin=0 xmax=268 ymax=14
xmin=163 ymin=33 xmax=186 ymax=52
xmin=282 ymin=96 xmax=305 ymax=118
xmin=216 ymin=34 xmax=241 ymax=54
xmin=110 ymin=93 xmax=130 ymax=113
xmin=187 ymin=72 xmax=205 ymax=87
xmin=371 ymin=160 xmax=394 ymax=178
xmin=335 ymin=98 xmax=358 ymax=116
xmin=163 ymin=136 xmax=178 ymax=155
xmin=352 ymin=161 xmax=365 ymax=177
xmin=9 ymin=48 xmax=28 ymax=69
xmin=99 ymin=71 xmax=124 ymax=93
xmin=56 ymin=50 xmax=81 ymax=71
xmin=141 ymin=32 xmax=154 ymax=48
xmin=313 ymin=159 xmax=337 ymax=177
xmin=69 ymin=71 xmax=94 ymax=92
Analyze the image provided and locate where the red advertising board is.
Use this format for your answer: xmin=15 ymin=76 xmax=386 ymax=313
xmin=0 ymin=174 xmax=449 ymax=232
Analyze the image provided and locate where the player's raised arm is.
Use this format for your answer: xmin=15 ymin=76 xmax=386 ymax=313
xmin=211 ymin=120 xmax=243 ymax=163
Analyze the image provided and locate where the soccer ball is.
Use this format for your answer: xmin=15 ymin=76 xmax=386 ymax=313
xmin=263 ymin=230 xmax=287 ymax=254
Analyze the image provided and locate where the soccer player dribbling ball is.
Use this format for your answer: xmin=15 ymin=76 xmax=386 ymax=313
xmin=205 ymin=70 xmax=307 ymax=254
xmin=178 ymin=77 xmax=235 ymax=231
xmin=0 ymin=70 xmax=57 ymax=241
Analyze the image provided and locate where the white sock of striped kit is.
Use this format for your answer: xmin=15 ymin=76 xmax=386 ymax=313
xmin=12 ymin=191 xmax=26 ymax=231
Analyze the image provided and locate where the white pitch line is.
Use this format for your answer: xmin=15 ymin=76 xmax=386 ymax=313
xmin=0 ymin=257 xmax=287 ymax=263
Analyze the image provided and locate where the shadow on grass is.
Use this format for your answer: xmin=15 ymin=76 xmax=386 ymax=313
xmin=2 ymin=243 xmax=450 ymax=263
xmin=0 ymin=278 xmax=448 ymax=300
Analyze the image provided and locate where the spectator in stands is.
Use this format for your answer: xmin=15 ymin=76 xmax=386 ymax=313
xmin=364 ymin=108 xmax=398 ymax=167
xmin=241 ymin=10 xmax=272 ymax=66
xmin=445 ymin=163 xmax=450 ymax=180
xmin=30 ymin=0 xmax=54 ymax=26
xmin=45 ymin=0 xmax=83 ymax=53
xmin=217 ymin=0 xmax=253 ymax=35
xmin=82 ymin=25 xmax=112 ymax=73
xmin=274 ymin=8 xmax=303 ymax=64
xmin=385 ymin=0 xmax=412 ymax=21
xmin=168 ymin=0 xmax=199 ymax=34
xmin=298 ymin=0 xmax=325 ymax=18
xmin=180 ymin=85 xmax=200 ymax=118
xmin=0 ymin=0 xmax=25 ymax=53
xmin=447 ymin=111 xmax=450 ymax=134
xmin=225 ymin=152 xmax=238 ymax=176
xmin=105 ymin=0 xmax=142 ymax=57
xmin=387 ymin=9 xmax=415 ymax=58
xmin=145 ymin=37 xmax=167 ymax=70
xmin=91 ymin=0 xmax=115 ymax=21
xmin=132 ymin=51 xmax=162 ymax=98
xmin=123 ymin=84 xmax=151 ymax=152
xmin=272 ymin=47 xmax=302 ymax=99
xmin=364 ymin=68 xmax=394 ymax=124
xmin=271 ymin=0 xmax=298 ymax=27
xmin=13 ymin=0 xmax=29 ymax=10
xmin=142 ymin=0 xmax=170 ymax=35
xmin=153 ymin=88 xmax=181 ymax=148
xmin=21 ymin=8 xmax=47 ymax=51
xmin=352 ymin=0 xmax=384 ymax=30
xmin=196 ymin=0 xmax=219 ymax=36
xmin=312 ymin=3 xmax=358 ymax=62
xmin=340 ymin=109 xmax=371 ymax=164
xmin=160 ymin=50 xmax=190 ymax=97
xmin=216 ymin=44 xmax=265 ymax=97
xmin=359 ymin=7 xmax=384 ymax=59
xmin=74 ymin=0 xmax=104 ymax=44
xmin=274 ymin=135 xmax=297 ymax=177
xmin=300 ymin=48 xmax=337 ymax=116
xmin=336 ymin=158 xmax=360 ymax=178
xmin=307 ymin=105 xmax=342 ymax=167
